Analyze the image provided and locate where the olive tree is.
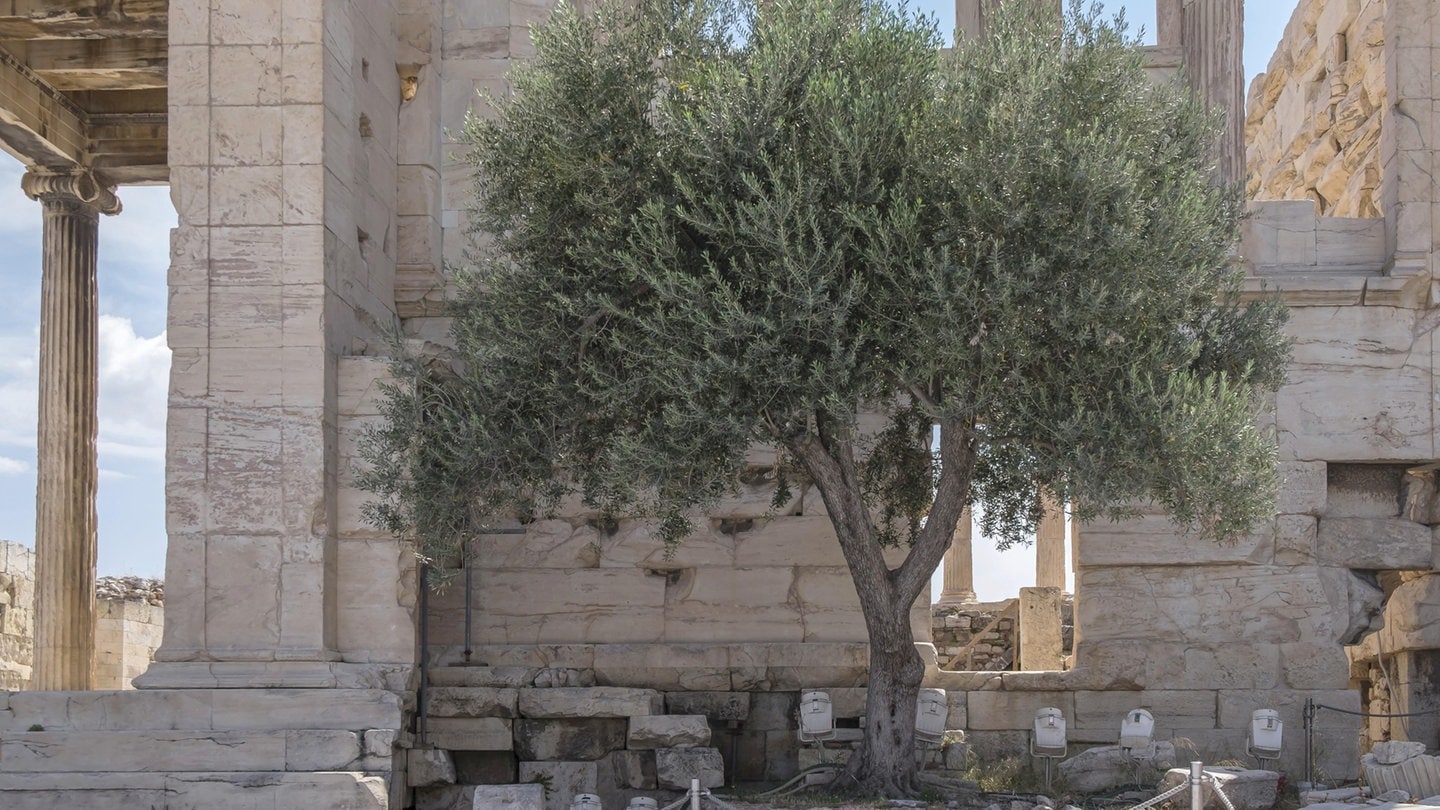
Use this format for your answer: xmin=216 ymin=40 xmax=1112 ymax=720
xmin=359 ymin=0 xmax=1288 ymax=796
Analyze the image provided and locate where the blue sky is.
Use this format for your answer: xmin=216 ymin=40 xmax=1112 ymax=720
xmin=0 ymin=1 xmax=1299 ymax=595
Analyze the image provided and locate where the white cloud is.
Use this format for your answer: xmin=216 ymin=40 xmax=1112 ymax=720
xmin=98 ymin=315 xmax=170 ymax=464
xmin=0 ymin=456 xmax=28 ymax=475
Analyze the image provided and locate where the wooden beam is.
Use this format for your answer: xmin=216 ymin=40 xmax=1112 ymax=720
xmin=4 ymin=37 xmax=165 ymax=90
xmin=0 ymin=43 xmax=85 ymax=167
xmin=0 ymin=1 xmax=166 ymax=40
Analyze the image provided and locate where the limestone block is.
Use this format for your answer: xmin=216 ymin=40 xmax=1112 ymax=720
xmin=0 ymin=731 xmax=291 ymax=772
xmin=661 ymin=567 xmax=804 ymax=643
xmin=464 ymin=569 xmax=666 ymax=644
xmin=1058 ymin=743 xmax=1177 ymax=794
xmin=1072 ymin=691 xmax=1217 ymax=736
xmin=408 ymin=748 xmax=457 ymax=787
xmin=1276 ymin=363 xmax=1433 ymax=463
xmin=363 ymin=728 xmax=397 ymax=757
xmin=590 ymin=644 xmax=731 ymax=691
xmin=424 ymin=717 xmax=513 ymax=751
xmin=733 ymin=517 xmax=844 ymax=567
xmin=1280 ymin=642 xmax=1350 ymax=689
xmin=1075 ymin=511 xmax=1271 ymax=566
xmin=664 ymin=691 xmax=750 ymax=721
xmin=600 ymin=521 xmax=735 ymax=570
xmin=1373 ymin=740 xmax=1429 ymax=765
xmin=482 ymin=523 xmax=603 ymax=570
xmin=471 ymin=785 xmax=546 ymax=810
xmin=0 ymin=772 xmax=389 ymax=810
xmin=1078 ymin=566 xmax=1333 ymax=647
xmin=967 ymin=692 xmax=1074 ymax=731
xmin=1278 ymin=461 xmax=1327 ymax=515
xmin=1018 ymin=587 xmax=1063 ymax=671
xmin=428 ymin=687 xmax=519 ymax=718
xmin=1376 ymin=574 xmax=1440 ymax=653
xmin=1274 ymin=515 xmax=1318 ymax=566
xmin=285 ymin=730 xmax=363 ymax=770
xmin=604 ymin=750 xmax=657 ymax=790
xmin=1158 ymin=767 xmax=1280 ymax=810
xmin=654 ymin=747 xmax=725 ymax=790
xmin=430 ymin=667 xmax=540 ymax=688
xmin=210 ymin=689 xmax=404 ymax=731
xmin=518 ymin=761 xmax=598 ymax=810
xmin=513 ymin=718 xmax=626 ymax=761
xmin=627 ymin=715 xmax=711 ymax=750
xmin=1316 ymin=518 xmax=1431 ymax=569
xmin=518 ymin=687 xmax=663 ymax=719
xmin=792 ymin=567 xmax=868 ymax=642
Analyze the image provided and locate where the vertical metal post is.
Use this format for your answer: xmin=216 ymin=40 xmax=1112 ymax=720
xmin=463 ymin=537 xmax=474 ymax=664
xmin=1304 ymin=698 xmax=1315 ymax=786
xmin=1190 ymin=761 xmax=1204 ymax=810
xmin=418 ymin=562 xmax=431 ymax=745
xmin=690 ymin=778 xmax=701 ymax=810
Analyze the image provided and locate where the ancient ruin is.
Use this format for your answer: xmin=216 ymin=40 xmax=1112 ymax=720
xmin=0 ymin=0 xmax=1436 ymax=807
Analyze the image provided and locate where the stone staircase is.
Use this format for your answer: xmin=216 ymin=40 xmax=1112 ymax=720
xmin=0 ymin=688 xmax=405 ymax=809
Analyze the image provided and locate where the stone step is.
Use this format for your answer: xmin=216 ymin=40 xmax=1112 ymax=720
xmin=0 ymin=729 xmax=381 ymax=773
xmin=428 ymin=666 xmax=539 ymax=688
xmin=0 ymin=688 xmax=404 ymax=732
xmin=0 ymin=771 xmax=387 ymax=810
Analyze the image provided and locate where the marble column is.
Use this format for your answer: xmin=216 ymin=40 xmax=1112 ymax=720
xmin=937 ymin=507 xmax=976 ymax=605
xmin=1179 ymin=0 xmax=1245 ymax=186
xmin=955 ymin=0 xmax=1060 ymax=40
xmin=1035 ymin=490 xmax=1066 ymax=591
xmin=24 ymin=167 xmax=121 ymax=692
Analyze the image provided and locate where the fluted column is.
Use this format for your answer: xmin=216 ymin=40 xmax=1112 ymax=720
xmin=937 ymin=507 xmax=976 ymax=605
xmin=1179 ymin=0 xmax=1245 ymax=186
xmin=1035 ymin=490 xmax=1066 ymax=591
xmin=25 ymin=167 xmax=121 ymax=692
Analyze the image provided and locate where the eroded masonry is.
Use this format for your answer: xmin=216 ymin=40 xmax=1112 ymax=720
xmin=0 ymin=0 xmax=1437 ymax=807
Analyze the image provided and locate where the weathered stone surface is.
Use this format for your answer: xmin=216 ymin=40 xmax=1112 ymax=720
xmin=518 ymin=761 xmax=598 ymax=810
xmin=518 ymin=687 xmax=663 ymax=719
xmin=1159 ymin=767 xmax=1280 ymax=810
xmin=1057 ymin=743 xmax=1176 ymax=794
xmin=427 ymin=686 xmax=519 ymax=718
xmin=664 ymin=691 xmax=750 ymax=721
xmin=407 ymin=748 xmax=456 ymax=787
xmin=424 ymin=717 xmax=513 ymax=751
xmin=604 ymin=750 xmax=657 ymax=790
xmin=1363 ymin=751 xmax=1440 ymax=799
xmin=627 ymin=715 xmax=711 ymax=750
xmin=454 ymin=751 xmax=518 ymax=785
xmin=514 ymin=718 xmax=627 ymax=761
xmin=1374 ymin=741 xmax=1429 ymax=765
xmin=470 ymin=784 xmax=545 ymax=809
xmin=1316 ymin=518 xmax=1432 ymax=570
xmin=654 ymin=747 xmax=725 ymax=790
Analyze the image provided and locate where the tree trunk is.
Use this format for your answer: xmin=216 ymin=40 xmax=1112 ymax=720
xmin=842 ymin=601 xmax=927 ymax=796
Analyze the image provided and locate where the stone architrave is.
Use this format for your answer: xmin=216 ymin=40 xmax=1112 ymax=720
xmin=937 ymin=507 xmax=976 ymax=605
xmin=23 ymin=167 xmax=121 ymax=692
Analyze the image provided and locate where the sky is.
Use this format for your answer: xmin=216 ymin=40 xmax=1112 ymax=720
xmin=0 ymin=1 xmax=1298 ymax=595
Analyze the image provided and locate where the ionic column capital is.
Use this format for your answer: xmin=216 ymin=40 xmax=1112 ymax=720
xmin=22 ymin=167 xmax=122 ymax=215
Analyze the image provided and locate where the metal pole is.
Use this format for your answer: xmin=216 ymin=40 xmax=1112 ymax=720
xmin=1304 ymin=698 xmax=1314 ymax=786
xmin=1190 ymin=761 xmax=1204 ymax=810
xmin=691 ymin=778 xmax=702 ymax=810
xmin=419 ymin=562 xmax=431 ymax=745
xmin=463 ymin=537 xmax=474 ymax=664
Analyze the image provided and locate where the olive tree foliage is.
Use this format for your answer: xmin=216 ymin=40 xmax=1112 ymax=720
xmin=358 ymin=0 xmax=1288 ymax=795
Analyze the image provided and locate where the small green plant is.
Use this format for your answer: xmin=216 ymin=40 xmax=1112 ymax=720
xmin=525 ymin=771 xmax=553 ymax=798
xmin=27 ymin=723 xmax=43 ymax=731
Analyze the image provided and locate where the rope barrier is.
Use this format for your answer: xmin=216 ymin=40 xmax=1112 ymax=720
xmin=1204 ymin=775 xmax=1238 ymax=810
xmin=1122 ymin=776 xmax=1190 ymax=810
xmin=1311 ymin=702 xmax=1440 ymax=719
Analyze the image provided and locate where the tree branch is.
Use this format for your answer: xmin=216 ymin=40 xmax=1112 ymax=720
xmin=892 ymin=417 xmax=975 ymax=600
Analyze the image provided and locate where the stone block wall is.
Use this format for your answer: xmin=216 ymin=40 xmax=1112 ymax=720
xmin=0 ymin=543 xmax=34 ymax=691
xmin=1244 ymin=0 xmax=1386 ymax=216
xmin=0 ymin=547 xmax=165 ymax=691
xmin=931 ymin=598 xmax=1074 ymax=672
xmin=93 ymin=578 xmax=165 ymax=691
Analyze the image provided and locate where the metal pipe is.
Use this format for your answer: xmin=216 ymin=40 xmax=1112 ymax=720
xmin=1190 ymin=761 xmax=1203 ymax=810
xmin=463 ymin=538 xmax=474 ymax=664
xmin=418 ymin=562 xmax=431 ymax=745
xmin=691 ymin=778 xmax=701 ymax=810
xmin=1304 ymin=698 xmax=1314 ymax=787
